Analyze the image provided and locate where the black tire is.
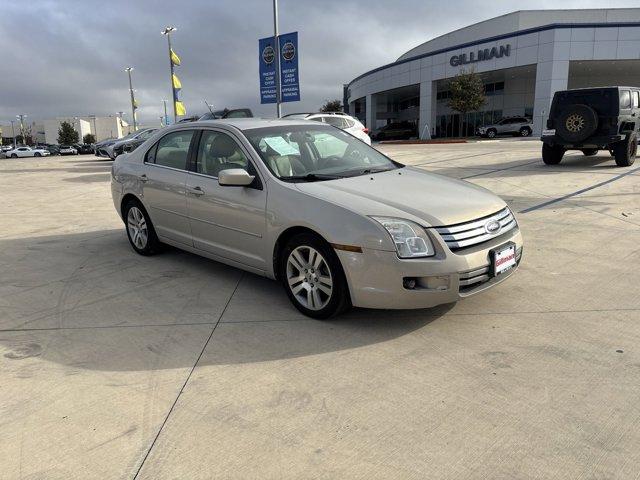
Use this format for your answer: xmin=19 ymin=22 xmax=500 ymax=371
xmin=487 ymin=129 xmax=497 ymax=138
xmin=519 ymin=127 xmax=532 ymax=137
xmin=279 ymin=233 xmax=351 ymax=319
xmin=11 ymin=154 xmax=17 ymax=158
xmin=613 ymin=132 xmax=637 ymax=167
xmin=581 ymin=148 xmax=598 ymax=156
xmin=542 ymin=143 xmax=565 ymax=165
xmin=556 ymin=104 xmax=598 ymax=142
xmin=122 ymin=199 xmax=160 ymax=255
xmin=34 ymin=152 xmax=41 ymax=157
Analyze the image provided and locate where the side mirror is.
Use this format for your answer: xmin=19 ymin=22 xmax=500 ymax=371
xmin=123 ymin=144 xmax=132 ymax=152
xmin=218 ymin=168 xmax=255 ymax=187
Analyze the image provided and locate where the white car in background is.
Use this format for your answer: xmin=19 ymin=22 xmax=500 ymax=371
xmin=283 ymin=112 xmax=371 ymax=145
xmin=5 ymin=146 xmax=51 ymax=158
xmin=59 ymin=145 xmax=78 ymax=155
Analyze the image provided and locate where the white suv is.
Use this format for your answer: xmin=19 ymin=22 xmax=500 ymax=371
xmin=283 ymin=112 xmax=371 ymax=145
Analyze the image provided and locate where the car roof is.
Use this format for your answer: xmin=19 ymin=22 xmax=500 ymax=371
xmin=172 ymin=117 xmax=328 ymax=131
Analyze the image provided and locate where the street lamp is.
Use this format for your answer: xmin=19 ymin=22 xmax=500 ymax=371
xmin=125 ymin=67 xmax=137 ymax=131
xmin=16 ymin=114 xmax=27 ymax=145
xmin=89 ymin=115 xmax=97 ymax=142
xmin=161 ymin=99 xmax=168 ymax=126
xmin=161 ymin=26 xmax=177 ymax=123
xmin=10 ymin=120 xmax=16 ymax=147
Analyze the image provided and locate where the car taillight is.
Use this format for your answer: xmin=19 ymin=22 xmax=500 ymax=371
xmin=362 ymin=128 xmax=369 ymax=134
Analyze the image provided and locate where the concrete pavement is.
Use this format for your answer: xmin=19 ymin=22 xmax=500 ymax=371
xmin=1 ymin=143 xmax=639 ymax=479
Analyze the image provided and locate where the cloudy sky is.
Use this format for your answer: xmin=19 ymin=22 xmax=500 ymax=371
xmin=1 ymin=0 xmax=638 ymax=126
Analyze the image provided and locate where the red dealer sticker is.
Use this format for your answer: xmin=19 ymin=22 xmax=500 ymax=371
xmin=492 ymin=243 xmax=517 ymax=276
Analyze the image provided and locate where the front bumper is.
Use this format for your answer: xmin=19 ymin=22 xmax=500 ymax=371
xmin=336 ymin=227 xmax=523 ymax=309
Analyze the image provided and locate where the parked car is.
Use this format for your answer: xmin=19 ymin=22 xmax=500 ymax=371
xmin=477 ymin=117 xmax=533 ymax=138
xmin=541 ymin=86 xmax=639 ymax=167
xmin=5 ymin=146 xmax=50 ymax=158
xmin=109 ymin=128 xmax=158 ymax=158
xmin=74 ymin=143 xmax=94 ymax=154
xmin=370 ymin=121 xmax=417 ymax=141
xmin=111 ymin=118 xmax=523 ymax=318
xmin=95 ymin=137 xmax=123 ymax=157
xmin=45 ymin=144 xmax=61 ymax=156
xmin=283 ymin=112 xmax=371 ymax=145
xmin=59 ymin=145 xmax=78 ymax=155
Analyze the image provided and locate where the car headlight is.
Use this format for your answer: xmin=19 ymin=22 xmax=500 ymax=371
xmin=371 ymin=217 xmax=435 ymax=258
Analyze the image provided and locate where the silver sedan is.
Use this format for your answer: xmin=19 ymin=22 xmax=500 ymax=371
xmin=111 ymin=118 xmax=523 ymax=318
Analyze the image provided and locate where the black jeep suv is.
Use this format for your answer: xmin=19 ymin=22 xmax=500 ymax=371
xmin=541 ymin=87 xmax=639 ymax=167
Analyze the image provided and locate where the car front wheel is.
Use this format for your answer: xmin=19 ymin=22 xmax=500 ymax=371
xmin=487 ymin=129 xmax=496 ymax=138
xmin=280 ymin=233 xmax=351 ymax=319
xmin=519 ymin=127 xmax=531 ymax=137
xmin=123 ymin=200 xmax=160 ymax=255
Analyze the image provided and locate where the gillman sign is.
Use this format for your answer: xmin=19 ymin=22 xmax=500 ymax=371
xmin=450 ymin=44 xmax=511 ymax=67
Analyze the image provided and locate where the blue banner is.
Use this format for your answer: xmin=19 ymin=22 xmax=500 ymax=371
xmin=259 ymin=32 xmax=300 ymax=104
xmin=279 ymin=31 xmax=300 ymax=102
xmin=259 ymin=36 xmax=277 ymax=104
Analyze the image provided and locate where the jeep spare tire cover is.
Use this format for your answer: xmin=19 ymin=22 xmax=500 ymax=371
xmin=557 ymin=104 xmax=598 ymax=142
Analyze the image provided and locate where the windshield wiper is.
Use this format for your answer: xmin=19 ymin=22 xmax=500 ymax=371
xmin=342 ymin=167 xmax=398 ymax=177
xmin=282 ymin=173 xmax=343 ymax=182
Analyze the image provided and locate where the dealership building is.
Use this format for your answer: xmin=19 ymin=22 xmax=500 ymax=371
xmin=345 ymin=8 xmax=640 ymax=138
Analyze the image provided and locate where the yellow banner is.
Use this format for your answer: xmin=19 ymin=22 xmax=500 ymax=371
xmin=175 ymin=101 xmax=186 ymax=116
xmin=172 ymin=74 xmax=182 ymax=89
xmin=170 ymin=49 xmax=181 ymax=66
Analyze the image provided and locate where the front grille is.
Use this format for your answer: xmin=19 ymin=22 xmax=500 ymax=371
xmin=433 ymin=207 xmax=517 ymax=251
xmin=459 ymin=247 xmax=523 ymax=293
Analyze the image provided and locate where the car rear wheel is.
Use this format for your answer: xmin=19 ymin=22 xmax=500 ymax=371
xmin=519 ymin=127 xmax=531 ymax=137
xmin=581 ymin=148 xmax=598 ymax=156
xmin=613 ymin=132 xmax=637 ymax=167
xmin=542 ymin=143 xmax=565 ymax=165
xmin=280 ymin=233 xmax=351 ymax=319
xmin=123 ymin=200 xmax=160 ymax=255
xmin=487 ymin=129 xmax=496 ymax=138
xmin=34 ymin=152 xmax=41 ymax=157
xmin=10 ymin=154 xmax=17 ymax=158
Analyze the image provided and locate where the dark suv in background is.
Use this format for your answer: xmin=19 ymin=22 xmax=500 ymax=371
xmin=542 ymin=86 xmax=639 ymax=167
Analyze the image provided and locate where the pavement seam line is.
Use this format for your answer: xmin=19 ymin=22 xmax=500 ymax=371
xmin=519 ymin=164 xmax=640 ymax=213
xmin=131 ymin=272 xmax=244 ymax=480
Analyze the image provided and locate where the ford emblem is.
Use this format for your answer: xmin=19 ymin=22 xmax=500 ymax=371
xmin=485 ymin=220 xmax=501 ymax=234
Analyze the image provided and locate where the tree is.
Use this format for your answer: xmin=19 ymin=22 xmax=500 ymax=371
xmin=58 ymin=121 xmax=79 ymax=144
xmin=320 ymin=99 xmax=343 ymax=113
xmin=447 ymin=69 xmax=486 ymax=137
xmin=83 ymin=133 xmax=96 ymax=144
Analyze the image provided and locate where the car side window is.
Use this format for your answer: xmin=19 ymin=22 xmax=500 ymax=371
xmin=196 ymin=130 xmax=249 ymax=177
xmin=309 ymin=117 xmax=323 ymax=123
xmin=633 ymin=91 xmax=640 ymax=109
xmin=149 ymin=130 xmax=194 ymax=170
xmin=620 ymin=90 xmax=631 ymax=109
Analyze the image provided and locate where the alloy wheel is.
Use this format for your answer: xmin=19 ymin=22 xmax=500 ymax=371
xmin=286 ymin=246 xmax=333 ymax=311
xmin=127 ymin=206 xmax=148 ymax=249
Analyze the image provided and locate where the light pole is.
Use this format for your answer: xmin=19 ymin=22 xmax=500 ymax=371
xmin=159 ymin=116 xmax=164 ymax=127
xmin=162 ymin=99 xmax=168 ymax=126
xmin=125 ymin=67 xmax=137 ymax=131
xmin=272 ymin=0 xmax=282 ymax=118
xmin=10 ymin=120 xmax=16 ymax=147
xmin=117 ymin=111 xmax=125 ymax=136
xmin=89 ymin=115 xmax=97 ymax=142
xmin=161 ymin=26 xmax=177 ymax=123
xmin=73 ymin=116 xmax=79 ymax=142
xmin=16 ymin=114 xmax=27 ymax=145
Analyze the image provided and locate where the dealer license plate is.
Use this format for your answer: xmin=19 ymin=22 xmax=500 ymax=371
xmin=491 ymin=243 xmax=517 ymax=276
xmin=542 ymin=129 xmax=556 ymax=136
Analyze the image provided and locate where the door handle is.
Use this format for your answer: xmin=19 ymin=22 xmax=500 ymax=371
xmin=140 ymin=174 xmax=148 ymax=183
xmin=189 ymin=186 xmax=204 ymax=196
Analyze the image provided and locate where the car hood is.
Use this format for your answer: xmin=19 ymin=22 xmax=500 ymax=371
xmin=294 ymin=166 xmax=506 ymax=227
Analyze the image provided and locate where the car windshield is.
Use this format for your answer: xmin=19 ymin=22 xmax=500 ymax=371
xmin=245 ymin=124 xmax=401 ymax=181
